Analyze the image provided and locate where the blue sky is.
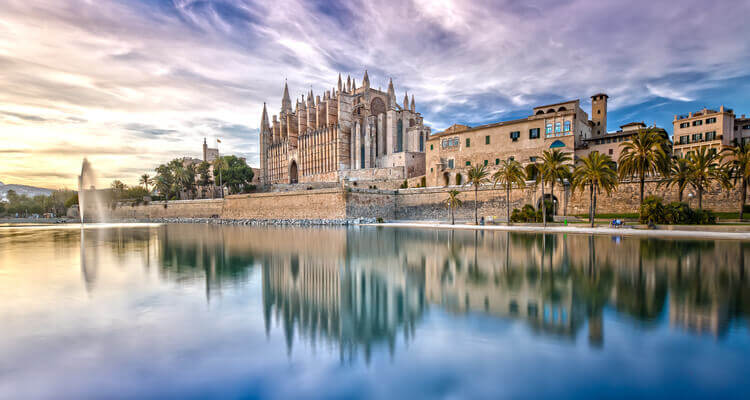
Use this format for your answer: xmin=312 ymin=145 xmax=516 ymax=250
xmin=1 ymin=0 xmax=749 ymax=188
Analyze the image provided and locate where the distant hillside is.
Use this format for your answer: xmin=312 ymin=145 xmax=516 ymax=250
xmin=0 ymin=182 xmax=54 ymax=201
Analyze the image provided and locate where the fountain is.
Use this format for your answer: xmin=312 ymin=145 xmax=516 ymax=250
xmin=78 ymin=158 xmax=107 ymax=223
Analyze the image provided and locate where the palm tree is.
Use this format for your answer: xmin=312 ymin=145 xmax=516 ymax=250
xmin=445 ymin=189 xmax=463 ymax=225
xmin=723 ymin=141 xmax=750 ymax=220
xmin=110 ymin=180 xmax=126 ymax=201
xmin=213 ymin=157 xmax=229 ymax=198
xmin=493 ymin=159 xmax=526 ymax=225
xmin=139 ymin=174 xmax=152 ymax=193
xmin=572 ymin=151 xmax=619 ymax=227
xmin=661 ymin=156 xmax=691 ymax=202
xmin=525 ymin=162 xmax=548 ymax=227
xmin=618 ymin=128 xmax=669 ymax=204
xmin=154 ymin=175 xmax=170 ymax=204
xmin=465 ymin=164 xmax=489 ymax=224
xmin=687 ymin=147 xmax=728 ymax=209
xmin=539 ymin=149 xmax=572 ymax=214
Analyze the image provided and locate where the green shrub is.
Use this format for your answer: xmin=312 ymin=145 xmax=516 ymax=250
xmin=400 ymin=180 xmax=408 ymax=189
xmin=420 ymin=176 xmax=426 ymax=187
xmin=743 ymin=204 xmax=750 ymax=214
xmin=510 ymin=203 xmax=552 ymax=223
xmin=376 ymin=217 xmax=384 ymax=223
xmin=640 ymin=196 xmax=716 ymax=225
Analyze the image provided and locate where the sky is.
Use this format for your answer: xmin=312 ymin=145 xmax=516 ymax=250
xmin=1 ymin=0 xmax=750 ymax=189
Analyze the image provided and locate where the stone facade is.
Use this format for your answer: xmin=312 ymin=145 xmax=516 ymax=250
xmin=673 ymin=106 xmax=749 ymax=157
xmin=260 ymin=71 xmax=430 ymax=186
xmin=425 ymin=98 xmax=590 ymax=187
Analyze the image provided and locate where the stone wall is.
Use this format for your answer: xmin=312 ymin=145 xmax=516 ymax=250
xmin=106 ymin=179 xmax=743 ymax=223
xmin=346 ymin=190 xmax=396 ymax=220
xmin=222 ymin=189 xmax=346 ymax=220
xmin=109 ymin=199 xmax=224 ymax=220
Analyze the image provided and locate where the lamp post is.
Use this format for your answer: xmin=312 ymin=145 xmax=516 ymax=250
xmin=687 ymin=192 xmax=694 ymax=208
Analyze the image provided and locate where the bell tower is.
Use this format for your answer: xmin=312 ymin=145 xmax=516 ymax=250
xmin=591 ymin=93 xmax=608 ymax=138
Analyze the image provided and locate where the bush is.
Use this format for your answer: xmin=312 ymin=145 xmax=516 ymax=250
xmin=376 ymin=217 xmax=384 ymax=223
xmin=420 ymin=176 xmax=426 ymax=187
xmin=510 ymin=202 xmax=552 ymax=223
xmin=743 ymin=204 xmax=750 ymax=214
xmin=400 ymin=180 xmax=408 ymax=189
xmin=640 ymin=196 xmax=716 ymax=225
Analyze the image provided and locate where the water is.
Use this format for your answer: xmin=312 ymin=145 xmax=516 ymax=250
xmin=1 ymin=224 xmax=749 ymax=399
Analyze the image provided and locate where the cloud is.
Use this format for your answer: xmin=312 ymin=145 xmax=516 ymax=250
xmin=0 ymin=0 xmax=749 ymax=187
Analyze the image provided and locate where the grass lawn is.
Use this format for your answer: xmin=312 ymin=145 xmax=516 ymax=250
xmin=574 ymin=213 xmax=639 ymax=220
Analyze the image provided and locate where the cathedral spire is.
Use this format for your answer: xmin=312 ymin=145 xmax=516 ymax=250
xmin=337 ymin=73 xmax=343 ymax=93
xmin=410 ymin=94 xmax=415 ymax=112
xmin=281 ymin=80 xmax=292 ymax=114
xmin=261 ymin=102 xmax=270 ymax=134
xmin=346 ymin=75 xmax=351 ymax=92
xmin=403 ymin=92 xmax=409 ymax=110
xmin=362 ymin=69 xmax=370 ymax=88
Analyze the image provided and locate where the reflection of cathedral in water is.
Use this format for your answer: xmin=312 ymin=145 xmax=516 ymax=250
xmin=262 ymin=253 xmax=425 ymax=362
xmin=80 ymin=224 xmax=750 ymax=355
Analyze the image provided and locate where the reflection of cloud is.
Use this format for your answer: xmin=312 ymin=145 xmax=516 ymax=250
xmin=1 ymin=0 xmax=749 ymax=187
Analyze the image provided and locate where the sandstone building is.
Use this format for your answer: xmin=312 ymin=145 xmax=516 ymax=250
xmin=672 ymin=106 xmax=750 ymax=157
xmin=259 ymin=71 xmax=430 ymax=185
xmin=425 ymin=93 xmax=671 ymax=187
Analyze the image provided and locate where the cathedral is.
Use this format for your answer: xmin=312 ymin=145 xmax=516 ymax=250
xmin=259 ymin=71 xmax=430 ymax=185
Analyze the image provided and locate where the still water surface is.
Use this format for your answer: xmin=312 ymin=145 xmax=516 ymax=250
xmin=1 ymin=224 xmax=749 ymax=399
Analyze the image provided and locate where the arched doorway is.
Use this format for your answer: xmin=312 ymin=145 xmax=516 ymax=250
xmin=289 ymin=161 xmax=298 ymax=184
xmin=537 ymin=194 xmax=559 ymax=215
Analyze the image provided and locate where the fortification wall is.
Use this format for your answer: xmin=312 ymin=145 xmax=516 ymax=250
xmin=109 ymin=199 xmax=223 ymax=220
xmin=222 ymin=189 xmax=346 ymax=220
xmin=105 ymin=179 xmax=741 ymax=223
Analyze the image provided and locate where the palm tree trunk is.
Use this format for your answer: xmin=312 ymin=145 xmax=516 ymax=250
xmin=474 ymin=187 xmax=478 ymax=225
xmin=506 ymin=186 xmax=511 ymax=225
xmin=564 ymin=183 xmax=568 ymax=217
xmin=640 ymin=171 xmax=645 ymax=204
xmin=541 ymin=173 xmax=546 ymax=227
xmin=741 ymin=178 xmax=747 ymax=221
xmin=698 ymin=186 xmax=703 ymax=209
xmin=551 ymin=180 xmax=556 ymax=216
xmin=451 ymin=207 xmax=455 ymax=225
xmin=678 ymin=187 xmax=683 ymax=202
xmin=592 ymin=187 xmax=598 ymax=228
xmin=589 ymin=183 xmax=594 ymax=228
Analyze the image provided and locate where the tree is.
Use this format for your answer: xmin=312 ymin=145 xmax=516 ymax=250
xmin=465 ymin=164 xmax=489 ymax=224
xmin=492 ymin=159 xmax=526 ymax=225
xmin=723 ymin=141 xmax=750 ymax=220
xmin=196 ymin=161 xmax=213 ymax=197
xmin=539 ymin=149 xmax=572 ymax=214
xmin=139 ymin=174 xmax=152 ymax=193
xmin=445 ymin=189 xmax=463 ymax=225
xmin=618 ymin=128 xmax=669 ymax=204
xmin=687 ymin=147 xmax=728 ymax=209
xmin=572 ymin=151 xmax=619 ymax=227
xmin=213 ymin=155 xmax=254 ymax=195
xmin=110 ymin=180 xmax=126 ymax=201
xmin=661 ymin=156 xmax=691 ymax=202
xmin=525 ymin=162 xmax=548 ymax=227
xmin=154 ymin=175 xmax=171 ymax=203
xmin=155 ymin=162 xmax=176 ymax=200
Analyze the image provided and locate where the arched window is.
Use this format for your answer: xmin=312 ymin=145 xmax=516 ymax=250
xmin=536 ymin=110 xmax=544 ymax=115
xmin=546 ymin=123 xmax=553 ymax=135
xmin=547 ymin=108 xmax=556 ymax=114
xmin=558 ymin=106 xmax=567 ymax=111
xmin=549 ymin=140 xmax=566 ymax=149
xmin=397 ymin=119 xmax=403 ymax=152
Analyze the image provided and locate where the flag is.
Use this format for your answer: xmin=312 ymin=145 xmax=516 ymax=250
xmin=216 ymin=138 xmax=221 ymax=143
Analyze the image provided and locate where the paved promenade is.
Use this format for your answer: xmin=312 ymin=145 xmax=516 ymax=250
xmin=366 ymin=222 xmax=750 ymax=240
